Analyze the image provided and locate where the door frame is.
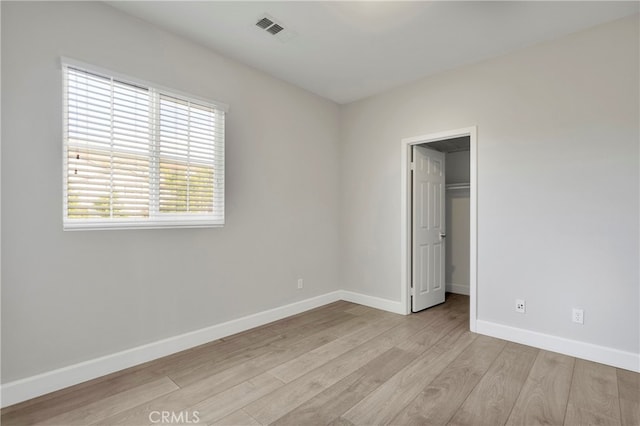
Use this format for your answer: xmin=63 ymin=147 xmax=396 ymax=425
xmin=400 ymin=126 xmax=478 ymax=332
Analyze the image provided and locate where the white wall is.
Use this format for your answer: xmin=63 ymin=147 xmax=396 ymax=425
xmin=1 ymin=2 xmax=341 ymax=383
xmin=341 ymin=15 xmax=639 ymax=355
xmin=445 ymin=151 xmax=470 ymax=294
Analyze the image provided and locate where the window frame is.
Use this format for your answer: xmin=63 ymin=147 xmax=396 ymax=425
xmin=61 ymin=58 xmax=228 ymax=231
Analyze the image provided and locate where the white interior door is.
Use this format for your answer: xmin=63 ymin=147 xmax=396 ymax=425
xmin=412 ymin=145 xmax=446 ymax=312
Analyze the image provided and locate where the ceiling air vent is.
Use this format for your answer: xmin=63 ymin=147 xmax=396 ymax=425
xmin=266 ymin=23 xmax=284 ymax=35
xmin=255 ymin=17 xmax=273 ymax=30
xmin=254 ymin=14 xmax=295 ymax=42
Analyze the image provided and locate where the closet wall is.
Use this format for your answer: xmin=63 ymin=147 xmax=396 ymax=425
xmin=445 ymin=150 xmax=470 ymax=295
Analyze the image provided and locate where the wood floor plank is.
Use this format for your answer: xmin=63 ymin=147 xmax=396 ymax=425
xmin=271 ymin=347 xmax=416 ymax=425
xmin=172 ymin=329 xmax=333 ymax=390
xmin=242 ymin=325 xmax=406 ymax=425
xmin=617 ymin=368 xmax=640 ymax=401
xmin=617 ymin=368 xmax=640 ymax=426
xmin=269 ymin=313 xmax=403 ymax=383
xmin=564 ymin=359 xmax=622 ymax=426
xmin=130 ymin=302 xmax=350 ymax=382
xmin=173 ymin=312 xmax=372 ymax=389
xmin=209 ymin=300 xmax=350 ymax=350
xmin=167 ymin=311 xmax=358 ymax=387
xmin=34 ymin=377 xmax=178 ymax=426
xmin=448 ymin=342 xmax=538 ymax=426
xmin=0 ymin=367 xmax=166 ymax=426
xmin=210 ymin=409 xmax=261 ymax=426
xmin=94 ymin=325 xmax=343 ymax=425
xmin=243 ymin=313 xmax=445 ymax=425
xmin=92 ymin=389 xmax=192 ymax=425
xmin=390 ymin=335 xmax=507 ymax=426
xmin=140 ymin=301 xmax=354 ymax=383
xmin=155 ymin=333 xmax=286 ymax=387
xmin=505 ymin=351 xmax=574 ymax=426
xmin=343 ymin=304 xmax=382 ymax=316
xmin=328 ymin=417 xmax=356 ymax=426
xmin=619 ymin=398 xmax=640 ymax=426
xmin=342 ymin=322 xmax=475 ymax=426
xmin=395 ymin=307 xmax=467 ymax=355
xmin=187 ymin=372 xmax=284 ymax=425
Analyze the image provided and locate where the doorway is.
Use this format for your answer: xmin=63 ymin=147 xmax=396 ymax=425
xmin=400 ymin=127 xmax=477 ymax=332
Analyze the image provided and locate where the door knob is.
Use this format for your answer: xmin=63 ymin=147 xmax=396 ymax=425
xmin=440 ymin=232 xmax=446 ymax=239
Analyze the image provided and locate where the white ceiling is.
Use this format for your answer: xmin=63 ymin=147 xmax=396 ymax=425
xmin=107 ymin=1 xmax=639 ymax=104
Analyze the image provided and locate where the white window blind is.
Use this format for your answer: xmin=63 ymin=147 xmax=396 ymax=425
xmin=62 ymin=60 xmax=226 ymax=230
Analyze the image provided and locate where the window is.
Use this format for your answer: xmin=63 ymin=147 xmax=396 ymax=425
xmin=62 ymin=59 xmax=227 ymax=230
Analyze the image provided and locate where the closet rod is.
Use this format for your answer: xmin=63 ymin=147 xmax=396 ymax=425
xmin=446 ymin=183 xmax=470 ymax=190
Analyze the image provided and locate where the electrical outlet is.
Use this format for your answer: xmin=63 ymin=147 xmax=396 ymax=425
xmin=297 ymin=278 xmax=303 ymax=289
xmin=572 ymin=308 xmax=584 ymax=324
xmin=515 ymin=299 xmax=525 ymax=313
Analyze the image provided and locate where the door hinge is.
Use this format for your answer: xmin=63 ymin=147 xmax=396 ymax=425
xmin=410 ymin=161 xmax=415 ymax=171
xmin=410 ymin=286 xmax=415 ymax=296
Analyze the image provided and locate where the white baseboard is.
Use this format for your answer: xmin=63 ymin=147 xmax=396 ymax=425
xmin=446 ymin=283 xmax=470 ymax=296
xmin=476 ymin=320 xmax=640 ymax=373
xmin=0 ymin=291 xmax=343 ymax=408
xmin=339 ymin=290 xmax=406 ymax=315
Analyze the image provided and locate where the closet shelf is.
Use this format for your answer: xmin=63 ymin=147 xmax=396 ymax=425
xmin=446 ymin=183 xmax=470 ymax=190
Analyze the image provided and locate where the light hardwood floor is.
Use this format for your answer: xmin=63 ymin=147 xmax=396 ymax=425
xmin=1 ymin=294 xmax=638 ymax=426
